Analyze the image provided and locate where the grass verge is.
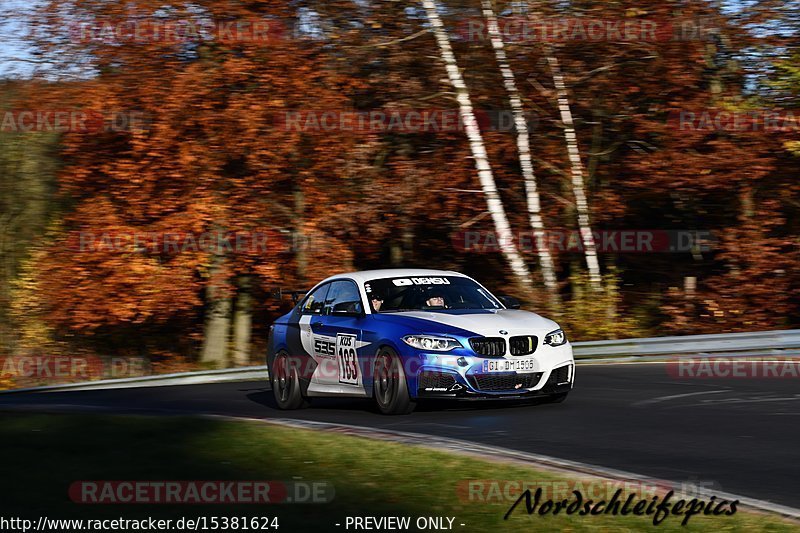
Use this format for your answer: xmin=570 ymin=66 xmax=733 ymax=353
xmin=0 ymin=413 xmax=796 ymax=532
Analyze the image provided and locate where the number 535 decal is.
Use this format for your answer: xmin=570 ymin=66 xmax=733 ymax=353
xmin=336 ymin=334 xmax=359 ymax=385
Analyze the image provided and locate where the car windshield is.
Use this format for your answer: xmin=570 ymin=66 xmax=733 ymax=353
xmin=365 ymin=276 xmax=502 ymax=313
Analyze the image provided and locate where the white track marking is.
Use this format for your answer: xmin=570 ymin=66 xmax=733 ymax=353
xmin=697 ymin=395 xmax=800 ymax=406
xmin=634 ymin=389 xmax=730 ymax=407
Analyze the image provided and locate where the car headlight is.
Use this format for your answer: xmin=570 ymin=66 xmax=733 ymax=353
xmin=544 ymin=329 xmax=567 ymax=347
xmin=402 ymin=335 xmax=462 ymax=352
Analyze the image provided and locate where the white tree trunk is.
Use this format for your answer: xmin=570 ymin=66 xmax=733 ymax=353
xmin=481 ymin=0 xmax=559 ymax=305
xmin=231 ymin=276 xmax=253 ymax=366
xmin=201 ymin=252 xmax=231 ymax=367
xmin=421 ymin=0 xmax=535 ymax=292
xmin=545 ymin=51 xmax=602 ymax=290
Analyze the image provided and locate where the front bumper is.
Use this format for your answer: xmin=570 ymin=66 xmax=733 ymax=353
xmin=410 ymin=343 xmax=574 ymax=399
xmin=416 ymin=367 xmax=573 ymax=400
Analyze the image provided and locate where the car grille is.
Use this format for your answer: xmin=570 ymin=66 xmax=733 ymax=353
xmin=468 ymin=372 xmax=543 ymax=392
xmin=469 ymin=337 xmax=506 ymax=357
xmin=418 ymin=371 xmax=457 ymax=392
xmin=509 ymin=335 xmax=538 ymax=356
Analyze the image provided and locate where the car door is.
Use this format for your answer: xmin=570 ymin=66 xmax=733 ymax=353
xmin=291 ymin=282 xmax=334 ymax=390
xmin=317 ymin=279 xmax=366 ymax=394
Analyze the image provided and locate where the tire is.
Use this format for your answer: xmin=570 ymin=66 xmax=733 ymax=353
xmin=546 ymin=391 xmax=569 ymax=404
xmin=373 ymin=347 xmax=416 ymax=415
xmin=271 ymin=351 xmax=308 ymax=410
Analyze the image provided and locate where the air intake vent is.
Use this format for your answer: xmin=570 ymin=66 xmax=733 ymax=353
xmin=469 ymin=337 xmax=506 ymax=357
xmin=551 ymin=365 xmax=570 ymax=384
xmin=418 ymin=371 xmax=457 ymax=392
xmin=542 ymin=365 xmax=572 ymax=393
xmin=468 ymin=372 xmax=543 ymax=392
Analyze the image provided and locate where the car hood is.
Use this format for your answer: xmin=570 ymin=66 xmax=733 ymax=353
xmin=372 ymin=309 xmax=559 ymax=338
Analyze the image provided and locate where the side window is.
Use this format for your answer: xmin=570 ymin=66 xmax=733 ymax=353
xmin=301 ymin=283 xmax=331 ymax=315
xmin=324 ymin=280 xmax=363 ymax=315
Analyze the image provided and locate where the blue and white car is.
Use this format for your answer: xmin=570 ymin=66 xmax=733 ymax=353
xmin=267 ymin=269 xmax=574 ymax=414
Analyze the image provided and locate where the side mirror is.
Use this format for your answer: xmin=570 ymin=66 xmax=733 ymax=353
xmin=331 ymin=301 xmax=365 ymax=317
xmin=498 ymin=295 xmax=521 ymax=310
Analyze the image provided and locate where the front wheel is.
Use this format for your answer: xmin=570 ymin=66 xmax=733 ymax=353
xmin=373 ymin=348 xmax=415 ymax=415
xmin=271 ymin=352 xmax=308 ymax=410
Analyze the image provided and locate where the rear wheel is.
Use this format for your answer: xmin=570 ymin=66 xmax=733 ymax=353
xmin=271 ymin=352 xmax=308 ymax=410
xmin=373 ymin=347 xmax=415 ymax=415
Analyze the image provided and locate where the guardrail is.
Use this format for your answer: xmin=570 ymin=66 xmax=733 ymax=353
xmin=572 ymin=329 xmax=800 ymax=359
xmin=2 ymin=329 xmax=798 ymax=393
xmin=0 ymin=367 xmax=268 ymax=394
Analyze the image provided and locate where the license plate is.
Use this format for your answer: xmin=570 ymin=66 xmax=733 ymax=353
xmin=482 ymin=358 xmax=537 ymax=373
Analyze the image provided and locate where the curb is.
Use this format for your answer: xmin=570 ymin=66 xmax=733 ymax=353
xmin=227 ymin=416 xmax=800 ymax=522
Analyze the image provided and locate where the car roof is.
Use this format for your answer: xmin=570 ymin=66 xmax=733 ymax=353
xmin=319 ymin=269 xmax=468 ymax=285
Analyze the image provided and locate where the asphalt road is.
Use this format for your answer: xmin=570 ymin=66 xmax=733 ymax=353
xmin=1 ymin=363 xmax=798 ymax=508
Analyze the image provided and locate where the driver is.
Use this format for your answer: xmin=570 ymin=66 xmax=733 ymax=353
xmin=425 ymin=291 xmax=447 ymax=308
xmin=370 ymin=293 xmax=385 ymax=312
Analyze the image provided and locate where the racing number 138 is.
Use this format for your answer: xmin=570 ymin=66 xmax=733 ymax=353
xmin=337 ymin=334 xmax=359 ymax=385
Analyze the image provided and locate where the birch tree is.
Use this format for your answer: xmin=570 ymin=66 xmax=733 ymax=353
xmin=546 ymin=51 xmax=602 ymax=290
xmin=519 ymin=0 xmax=601 ymax=289
xmin=420 ymin=0 xmax=536 ymax=292
xmin=481 ymin=0 xmax=560 ymax=306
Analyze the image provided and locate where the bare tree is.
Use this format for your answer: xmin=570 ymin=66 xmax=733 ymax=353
xmin=545 ymin=51 xmax=602 ymax=289
xmin=481 ymin=0 xmax=560 ymax=306
xmin=420 ymin=0 xmax=536 ymax=293
xmin=519 ymin=0 xmax=601 ymax=289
